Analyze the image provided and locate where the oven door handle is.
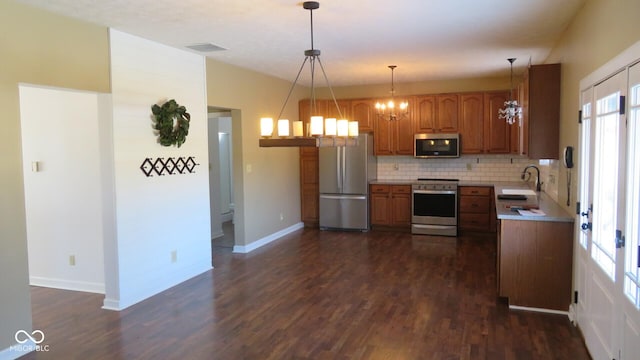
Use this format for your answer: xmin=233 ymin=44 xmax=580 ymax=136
xmin=413 ymin=190 xmax=457 ymax=195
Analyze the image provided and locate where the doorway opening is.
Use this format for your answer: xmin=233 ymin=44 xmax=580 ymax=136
xmin=208 ymin=110 xmax=236 ymax=256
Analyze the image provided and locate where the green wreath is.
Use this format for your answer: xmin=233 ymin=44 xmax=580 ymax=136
xmin=151 ymin=99 xmax=191 ymax=147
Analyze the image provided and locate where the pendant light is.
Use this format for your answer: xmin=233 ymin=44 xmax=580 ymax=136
xmin=375 ymin=65 xmax=409 ymax=121
xmin=259 ymin=1 xmax=358 ymax=148
xmin=498 ymin=58 xmax=522 ymax=125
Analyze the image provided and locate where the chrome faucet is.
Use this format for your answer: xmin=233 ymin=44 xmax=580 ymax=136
xmin=522 ymin=165 xmax=543 ymax=192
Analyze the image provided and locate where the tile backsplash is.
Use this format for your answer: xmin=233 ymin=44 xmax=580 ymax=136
xmin=376 ymin=154 xmax=560 ymax=200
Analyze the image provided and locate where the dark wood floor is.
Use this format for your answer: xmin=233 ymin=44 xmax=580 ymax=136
xmin=20 ymin=229 xmax=591 ymax=359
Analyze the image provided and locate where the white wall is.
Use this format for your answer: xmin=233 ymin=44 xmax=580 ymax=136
xmin=19 ymin=84 xmax=107 ymax=293
xmin=104 ymin=29 xmax=211 ymax=310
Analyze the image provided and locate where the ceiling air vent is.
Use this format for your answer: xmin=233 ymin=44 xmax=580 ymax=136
xmin=185 ymin=43 xmax=226 ymax=53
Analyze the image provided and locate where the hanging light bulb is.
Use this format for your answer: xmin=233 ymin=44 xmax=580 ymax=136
xmin=498 ymin=58 xmax=523 ymax=125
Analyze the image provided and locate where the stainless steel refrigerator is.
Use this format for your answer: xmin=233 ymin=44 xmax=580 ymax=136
xmin=319 ymin=134 xmax=377 ymax=230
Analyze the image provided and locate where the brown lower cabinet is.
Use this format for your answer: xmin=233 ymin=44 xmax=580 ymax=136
xmin=458 ymin=186 xmax=496 ymax=232
xmin=370 ymin=184 xmax=411 ymax=228
xmin=497 ymin=219 xmax=574 ymax=311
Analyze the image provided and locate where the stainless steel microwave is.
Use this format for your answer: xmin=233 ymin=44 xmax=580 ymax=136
xmin=414 ymin=133 xmax=460 ymax=158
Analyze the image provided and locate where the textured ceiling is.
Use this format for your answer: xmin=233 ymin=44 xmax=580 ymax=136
xmin=15 ymin=0 xmax=586 ymax=86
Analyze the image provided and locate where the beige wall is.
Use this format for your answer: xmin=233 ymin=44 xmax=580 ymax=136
xmin=205 ymin=59 xmax=307 ymax=246
xmin=546 ymin=0 xmax=640 ymax=212
xmin=0 ymin=1 xmax=110 ymax=351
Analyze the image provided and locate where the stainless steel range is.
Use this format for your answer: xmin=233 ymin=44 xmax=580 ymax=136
xmin=411 ymin=178 xmax=458 ymax=236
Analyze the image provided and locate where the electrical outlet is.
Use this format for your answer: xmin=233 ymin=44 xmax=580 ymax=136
xmin=466 ymin=163 xmax=472 ymax=171
xmin=69 ymin=255 xmax=76 ymax=266
xmin=548 ymin=174 xmax=556 ymax=184
xmin=171 ymin=250 xmax=177 ymax=263
xmin=394 ymin=163 xmax=399 ymax=171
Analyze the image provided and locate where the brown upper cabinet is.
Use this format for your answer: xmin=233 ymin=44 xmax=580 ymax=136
xmin=351 ymin=99 xmax=375 ymax=133
xmin=458 ymin=91 xmax=512 ymax=154
xmin=326 ymin=99 xmax=352 ymax=121
xmin=298 ymin=99 xmax=361 ymax=134
xmin=436 ymin=94 xmax=460 ymax=133
xmin=412 ymin=95 xmax=437 ymax=133
xmin=374 ymin=106 xmax=413 ymax=156
xmin=483 ymin=91 xmax=512 ymax=154
xmin=518 ymin=63 xmax=561 ymax=159
xmin=412 ymin=94 xmax=459 ymax=133
xmin=459 ymin=93 xmax=484 ymax=154
xmin=299 ymin=69 xmax=560 ymax=159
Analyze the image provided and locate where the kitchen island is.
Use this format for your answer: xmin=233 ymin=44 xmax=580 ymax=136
xmin=494 ymin=184 xmax=574 ymax=313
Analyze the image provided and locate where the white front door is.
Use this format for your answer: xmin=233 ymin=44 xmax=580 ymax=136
xmin=577 ymin=63 xmax=640 ymax=360
xmin=620 ymin=62 xmax=640 ymax=359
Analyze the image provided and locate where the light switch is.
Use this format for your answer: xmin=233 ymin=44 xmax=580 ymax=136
xmin=246 ymin=164 xmax=252 ymax=173
xmin=31 ymin=161 xmax=40 ymax=172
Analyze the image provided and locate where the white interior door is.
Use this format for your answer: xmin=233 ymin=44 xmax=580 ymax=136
xmin=578 ymin=64 xmax=640 ymax=359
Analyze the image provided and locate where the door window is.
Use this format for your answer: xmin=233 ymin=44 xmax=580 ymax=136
xmin=591 ymin=90 xmax=622 ymax=280
xmin=624 ymin=64 xmax=640 ymax=307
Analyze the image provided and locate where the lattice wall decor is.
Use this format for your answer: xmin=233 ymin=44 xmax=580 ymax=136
xmin=140 ymin=156 xmax=200 ymax=177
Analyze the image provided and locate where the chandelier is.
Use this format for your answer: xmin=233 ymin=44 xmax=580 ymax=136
xmin=375 ymin=65 xmax=409 ymax=121
xmin=498 ymin=58 xmax=522 ymax=125
xmin=259 ymin=1 xmax=357 ymax=148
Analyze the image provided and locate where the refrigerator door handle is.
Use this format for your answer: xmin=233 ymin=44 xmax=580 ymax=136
xmin=336 ymin=147 xmax=341 ymax=193
xmin=339 ymin=146 xmax=347 ymax=192
xmin=320 ymin=194 xmax=367 ymax=200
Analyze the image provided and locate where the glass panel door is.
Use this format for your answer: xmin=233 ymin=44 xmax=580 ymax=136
xmin=624 ymin=62 xmax=640 ymax=307
xmin=580 ymin=70 xmax=627 ymax=360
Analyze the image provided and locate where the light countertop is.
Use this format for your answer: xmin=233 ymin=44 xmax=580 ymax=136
xmin=370 ymin=179 xmax=574 ymax=223
xmin=493 ymin=184 xmax=573 ymax=223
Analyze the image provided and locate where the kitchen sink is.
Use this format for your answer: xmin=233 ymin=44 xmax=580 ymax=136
xmin=496 ymin=188 xmax=539 ymax=210
xmin=500 ymin=188 xmax=537 ymax=196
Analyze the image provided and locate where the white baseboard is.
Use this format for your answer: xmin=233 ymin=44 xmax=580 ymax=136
xmin=0 ymin=339 xmax=40 ymax=360
xmin=101 ymin=262 xmax=212 ymax=311
xmin=30 ymin=276 xmax=105 ymax=294
xmin=509 ymin=304 xmax=570 ymax=317
xmin=233 ymin=222 xmax=304 ymax=254
xmin=568 ymin=303 xmax=577 ymax=325
xmin=102 ymin=298 xmax=121 ymax=311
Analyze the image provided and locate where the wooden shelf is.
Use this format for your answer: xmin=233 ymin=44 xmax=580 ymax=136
xmin=259 ymin=137 xmax=358 ymax=147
